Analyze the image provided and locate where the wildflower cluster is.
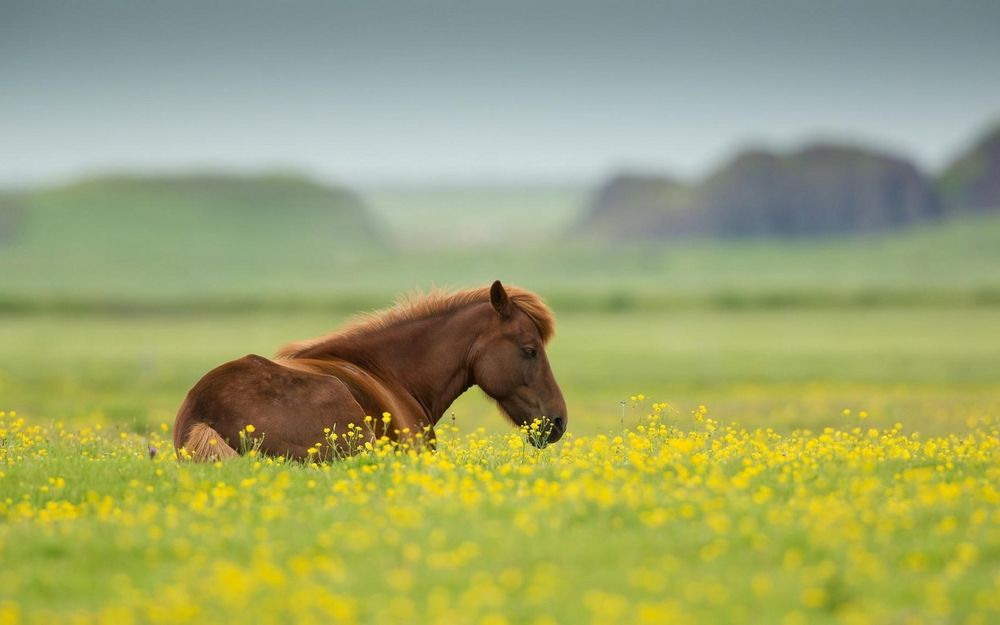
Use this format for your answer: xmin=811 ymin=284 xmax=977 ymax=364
xmin=0 ymin=407 xmax=998 ymax=624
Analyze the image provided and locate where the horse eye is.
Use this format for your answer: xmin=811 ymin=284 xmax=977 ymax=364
xmin=521 ymin=346 xmax=537 ymax=359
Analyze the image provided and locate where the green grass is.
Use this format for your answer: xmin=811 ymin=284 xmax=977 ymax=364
xmin=2 ymin=307 xmax=997 ymax=436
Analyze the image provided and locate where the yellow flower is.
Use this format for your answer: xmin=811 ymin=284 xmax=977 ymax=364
xmin=245 ymin=424 xmax=256 ymax=433
xmin=2 ymin=406 xmax=996 ymax=622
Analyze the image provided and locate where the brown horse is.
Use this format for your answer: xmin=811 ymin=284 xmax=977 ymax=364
xmin=173 ymin=281 xmax=567 ymax=461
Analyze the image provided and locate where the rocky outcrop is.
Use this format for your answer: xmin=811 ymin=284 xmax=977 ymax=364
xmin=576 ymin=143 xmax=942 ymax=239
xmin=699 ymin=145 xmax=941 ymax=236
xmin=572 ymin=174 xmax=697 ymax=239
xmin=939 ymin=123 xmax=1000 ymax=213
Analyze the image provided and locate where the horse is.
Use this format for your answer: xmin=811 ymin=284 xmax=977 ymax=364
xmin=173 ymin=281 xmax=567 ymax=461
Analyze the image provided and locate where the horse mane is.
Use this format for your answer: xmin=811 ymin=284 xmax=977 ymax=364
xmin=276 ymin=284 xmax=556 ymax=359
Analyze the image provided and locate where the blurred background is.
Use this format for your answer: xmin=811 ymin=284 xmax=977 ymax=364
xmin=2 ymin=0 xmax=999 ymax=435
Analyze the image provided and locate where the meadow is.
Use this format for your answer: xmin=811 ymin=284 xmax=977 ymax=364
xmin=2 ymin=302 xmax=999 ymax=623
xmin=2 ymin=307 xmax=999 ymax=435
xmin=1 ymin=408 xmax=997 ymax=624
xmin=2 ymin=184 xmax=1000 ymax=623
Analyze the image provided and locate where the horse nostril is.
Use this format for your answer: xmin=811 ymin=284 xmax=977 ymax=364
xmin=551 ymin=416 xmax=565 ymax=433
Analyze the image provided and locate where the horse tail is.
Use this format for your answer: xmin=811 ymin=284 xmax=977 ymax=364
xmin=174 ymin=394 xmax=238 ymax=461
xmin=179 ymin=423 xmax=239 ymax=461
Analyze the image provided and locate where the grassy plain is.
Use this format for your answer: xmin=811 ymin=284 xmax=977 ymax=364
xmin=1 ymin=307 xmax=998 ymax=436
xmin=364 ymin=183 xmax=584 ymax=247
xmin=2 ymin=181 xmax=1000 ymax=623
xmin=3 ymin=188 xmax=1000 ymax=306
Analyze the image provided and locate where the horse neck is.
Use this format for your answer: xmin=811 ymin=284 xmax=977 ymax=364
xmin=320 ymin=305 xmax=486 ymax=425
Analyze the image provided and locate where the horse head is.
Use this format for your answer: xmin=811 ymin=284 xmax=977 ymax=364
xmin=472 ymin=281 xmax=567 ymax=446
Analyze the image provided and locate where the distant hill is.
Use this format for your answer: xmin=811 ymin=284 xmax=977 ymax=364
xmin=939 ymin=122 xmax=1000 ymax=213
xmin=576 ymin=143 xmax=942 ymax=240
xmin=579 ymin=121 xmax=1000 ymax=240
xmin=699 ymin=145 xmax=940 ymax=237
xmin=0 ymin=172 xmax=385 ymax=298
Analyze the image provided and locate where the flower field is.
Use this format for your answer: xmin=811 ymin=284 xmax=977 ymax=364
xmin=1 ymin=405 xmax=998 ymax=625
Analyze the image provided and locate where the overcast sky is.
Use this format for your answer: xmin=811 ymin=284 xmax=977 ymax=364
xmin=2 ymin=0 xmax=999 ymax=187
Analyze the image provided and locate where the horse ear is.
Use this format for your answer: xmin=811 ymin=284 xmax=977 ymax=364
xmin=490 ymin=280 xmax=513 ymax=319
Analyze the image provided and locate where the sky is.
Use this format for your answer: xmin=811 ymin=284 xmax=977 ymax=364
xmin=2 ymin=0 xmax=1000 ymax=187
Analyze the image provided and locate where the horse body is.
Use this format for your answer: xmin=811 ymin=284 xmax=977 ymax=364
xmin=173 ymin=281 xmax=566 ymax=461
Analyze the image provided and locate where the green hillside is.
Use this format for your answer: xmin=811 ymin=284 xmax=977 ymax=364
xmin=0 ymin=173 xmax=384 ymax=300
xmin=2 ymin=175 xmax=1000 ymax=311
